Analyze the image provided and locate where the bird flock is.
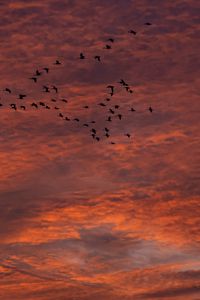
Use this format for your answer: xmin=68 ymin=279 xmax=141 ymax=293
xmin=0 ymin=22 xmax=154 ymax=145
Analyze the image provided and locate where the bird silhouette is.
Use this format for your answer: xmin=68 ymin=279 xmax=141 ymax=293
xmin=105 ymin=133 xmax=110 ymax=138
xmin=20 ymin=105 xmax=26 ymax=110
xmin=80 ymin=53 xmax=85 ymax=59
xmin=105 ymin=127 xmax=109 ymax=132
xmin=52 ymin=85 xmax=58 ymax=93
xmin=83 ymin=105 xmax=89 ymax=109
xmin=43 ymin=86 xmax=50 ymax=93
xmin=107 ymin=116 xmax=112 ymax=122
xmin=31 ymin=102 xmax=38 ymax=108
xmin=54 ymin=60 xmax=61 ymax=65
xmin=91 ymin=128 xmax=96 ymax=134
xmin=130 ymin=107 xmax=136 ymax=112
xmin=94 ymin=55 xmax=101 ymax=62
xmin=128 ymin=30 xmax=137 ymax=35
xmin=18 ymin=94 xmax=26 ymax=99
xmin=74 ymin=118 xmax=80 ymax=122
xmin=83 ymin=123 xmax=89 ymax=127
xmin=107 ymin=85 xmax=114 ymax=96
xmin=111 ymin=142 xmax=116 ymax=144
xmin=30 ymin=77 xmax=37 ymax=83
xmin=117 ymin=114 xmax=122 ymax=120
xmin=59 ymin=113 xmax=63 ymax=118
xmin=106 ymin=98 xmax=111 ymax=101
xmin=45 ymin=105 xmax=50 ymax=109
xmin=96 ymin=137 xmax=100 ymax=141
xmin=125 ymin=133 xmax=131 ymax=138
xmin=108 ymin=38 xmax=114 ymax=43
xmin=104 ymin=45 xmax=111 ymax=49
xmin=4 ymin=88 xmax=11 ymax=93
xmin=51 ymin=99 xmax=57 ymax=102
xmin=35 ymin=70 xmax=42 ymax=76
xmin=54 ymin=107 xmax=60 ymax=110
xmin=65 ymin=117 xmax=70 ymax=121
xmin=99 ymin=103 xmax=106 ymax=107
xmin=144 ymin=22 xmax=152 ymax=25
xmin=10 ymin=104 xmax=17 ymax=110
xmin=43 ymin=67 xmax=49 ymax=73
xmin=61 ymin=99 xmax=68 ymax=103
xmin=39 ymin=101 xmax=45 ymax=106
xmin=114 ymin=105 xmax=119 ymax=109
xmin=149 ymin=106 xmax=153 ymax=113
xmin=109 ymin=108 xmax=115 ymax=114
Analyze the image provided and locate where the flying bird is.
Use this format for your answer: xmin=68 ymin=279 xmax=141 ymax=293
xmin=94 ymin=55 xmax=101 ymax=62
xmin=144 ymin=22 xmax=152 ymax=25
xmin=29 ymin=77 xmax=37 ymax=83
xmin=108 ymin=38 xmax=114 ymax=43
xmin=117 ymin=114 xmax=122 ymax=120
xmin=149 ymin=106 xmax=153 ymax=113
xmin=52 ymin=85 xmax=58 ymax=93
xmin=4 ymin=88 xmax=11 ymax=93
xmin=125 ymin=133 xmax=131 ymax=138
xmin=54 ymin=60 xmax=61 ymax=65
xmin=20 ymin=105 xmax=26 ymax=110
xmin=18 ymin=94 xmax=26 ymax=99
xmin=43 ymin=67 xmax=49 ymax=73
xmin=80 ymin=53 xmax=85 ymax=59
xmin=43 ymin=85 xmax=50 ymax=93
xmin=74 ymin=118 xmax=80 ymax=122
xmin=104 ymin=44 xmax=111 ymax=49
xmin=98 ymin=102 xmax=106 ymax=107
xmin=35 ymin=70 xmax=42 ymax=76
xmin=128 ymin=30 xmax=137 ymax=35
xmin=10 ymin=104 xmax=17 ymax=110
xmin=65 ymin=117 xmax=70 ymax=121
xmin=59 ymin=113 xmax=64 ymax=118
xmin=61 ymin=99 xmax=68 ymax=103
xmin=31 ymin=102 xmax=38 ymax=108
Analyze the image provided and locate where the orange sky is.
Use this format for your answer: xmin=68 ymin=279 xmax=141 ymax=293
xmin=0 ymin=0 xmax=200 ymax=299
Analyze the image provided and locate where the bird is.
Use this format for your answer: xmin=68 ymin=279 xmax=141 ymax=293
xmin=94 ymin=55 xmax=101 ymax=62
xmin=128 ymin=30 xmax=137 ymax=35
xmin=144 ymin=22 xmax=152 ymax=25
xmin=45 ymin=105 xmax=50 ymax=109
xmin=31 ymin=102 xmax=38 ymax=108
xmin=117 ymin=114 xmax=122 ymax=120
xmin=105 ymin=133 xmax=110 ymax=138
xmin=52 ymin=85 xmax=58 ymax=93
xmin=65 ymin=117 xmax=70 ymax=121
xmin=43 ymin=67 xmax=49 ymax=73
xmin=54 ymin=107 xmax=60 ymax=110
xmin=20 ymin=105 xmax=26 ymax=110
xmin=98 ymin=102 xmax=106 ymax=107
xmin=35 ymin=70 xmax=42 ymax=76
xmin=91 ymin=133 xmax=95 ymax=139
xmin=43 ymin=85 xmax=50 ymax=93
xmin=106 ymin=98 xmax=111 ymax=101
xmin=74 ymin=118 xmax=80 ymax=122
xmin=54 ymin=60 xmax=61 ymax=65
xmin=91 ymin=128 xmax=96 ymax=134
xmin=51 ymin=99 xmax=57 ymax=102
xmin=107 ymin=116 xmax=112 ymax=122
xmin=18 ymin=94 xmax=26 ymax=99
xmin=90 ymin=121 xmax=96 ymax=124
xmin=61 ymin=99 xmax=68 ymax=103
xmin=130 ymin=107 xmax=136 ymax=112
xmin=10 ymin=104 xmax=17 ymax=110
xmin=149 ymin=106 xmax=153 ymax=113
xmin=111 ymin=142 xmax=116 ymax=144
xmin=39 ymin=101 xmax=45 ymax=106
xmin=80 ymin=53 xmax=85 ymax=59
xmin=83 ymin=105 xmax=89 ymax=109
xmin=107 ymin=85 xmax=114 ymax=96
xmin=104 ymin=44 xmax=111 ymax=49
xmin=96 ymin=137 xmax=100 ymax=141
xmin=114 ymin=105 xmax=119 ymax=109
xmin=119 ymin=79 xmax=127 ymax=86
xmin=4 ymin=88 xmax=11 ymax=93
xmin=108 ymin=38 xmax=114 ymax=42
xmin=109 ymin=108 xmax=115 ymax=114
xmin=59 ymin=113 xmax=63 ymax=118
xmin=29 ymin=77 xmax=37 ymax=83
xmin=105 ymin=127 xmax=109 ymax=132
xmin=125 ymin=133 xmax=131 ymax=138
xmin=0 ymin=103 xmax=3 ymax=107
xmin=83 ymin=123 xmax=89 ymax=127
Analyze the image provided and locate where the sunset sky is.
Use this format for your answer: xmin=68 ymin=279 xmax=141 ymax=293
xmin=0 ymin=0 xmax=200 ymax=299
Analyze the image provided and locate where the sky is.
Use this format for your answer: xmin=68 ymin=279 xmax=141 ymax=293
xmin=0 ymin=0 xmax=200 ymax=299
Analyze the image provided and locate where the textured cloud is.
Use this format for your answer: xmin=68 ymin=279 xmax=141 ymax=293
xmin=0 ymin=0 xmax=199 ymax=299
